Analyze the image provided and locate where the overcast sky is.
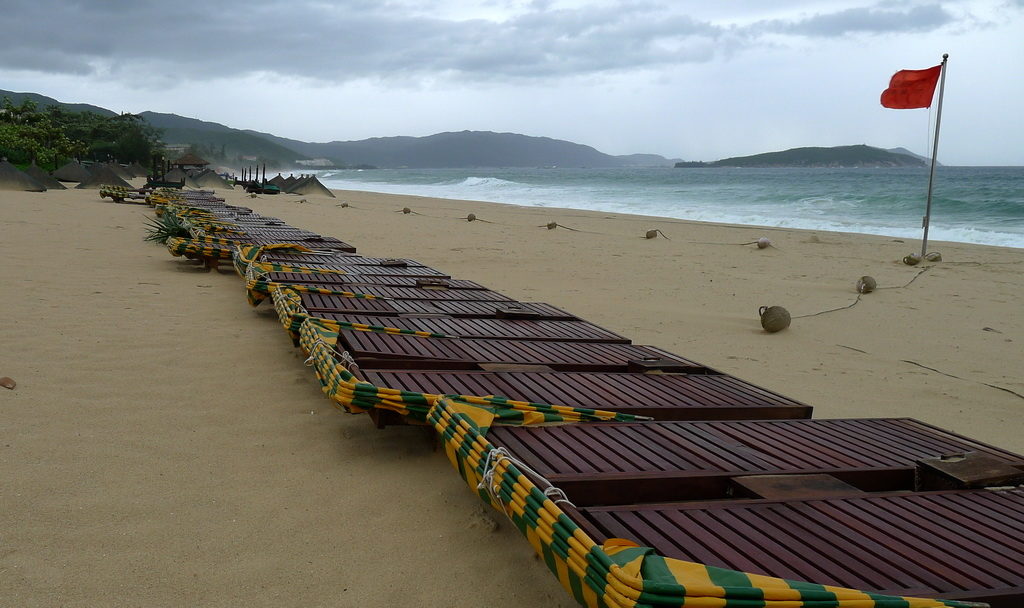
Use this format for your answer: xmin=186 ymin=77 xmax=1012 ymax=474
xmin=1 ymin=0 xmax=1021 ymax=165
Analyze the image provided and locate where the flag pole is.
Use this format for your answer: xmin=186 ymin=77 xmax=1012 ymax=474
xmin=920 ymin=53 xmax=948 ymax=258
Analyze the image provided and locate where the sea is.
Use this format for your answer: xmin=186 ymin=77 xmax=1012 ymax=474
xmin=313 ymin=166 xmax=1024 ymax=249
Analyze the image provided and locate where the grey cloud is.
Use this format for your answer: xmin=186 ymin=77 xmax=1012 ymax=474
xmin=0 ymin=1 xmax=964 ymax=83
xmin=763 ymin=4 xmax=954 ymax=36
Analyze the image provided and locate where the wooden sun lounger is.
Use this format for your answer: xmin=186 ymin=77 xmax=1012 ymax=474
xmin=271 ymin=264 xmax=451 ymax=278
xmin=267 ymin=272 xmax=489 ymax=290
xmin=485 ymin=417 xmax=1024 ymax=505
xmin=214 ymin=234 xmax=357 ymax=252
xmin=261 ymin=253 xmax=428 ymax=267
xmin=359 ymin=369 xmax=809 ymax=420
xmin=300 ymin=284 xmax=515 ymax=301
xmin=566 ymin=488 xmax=1024 ymax=606
xmin=318 ymin=313 xmax=628 ymax=343
xmin=338 ymin=331 xmax=706 ymax=372
xmin=301 ymin=294 xmax=578 ymax=320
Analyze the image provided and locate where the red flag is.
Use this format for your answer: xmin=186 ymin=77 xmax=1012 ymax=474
xmin=880 ymin=65 xmax=942 ymax=109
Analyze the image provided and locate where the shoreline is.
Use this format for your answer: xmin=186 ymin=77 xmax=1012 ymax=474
xmin=4 ymin=182 xmax=1022 ymax=605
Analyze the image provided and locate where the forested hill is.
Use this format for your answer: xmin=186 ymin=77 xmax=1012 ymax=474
xmin=0 ymin=89 xmax=116 ymax=117
xmin=675 ymin=145 xmax=928 ymax=168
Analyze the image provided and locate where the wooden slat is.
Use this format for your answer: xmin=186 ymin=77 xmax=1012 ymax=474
xmin=353 ymin=370 xmax=814 ymax=426
xmin=341 ymin=333 xmax=703 ymax=372
xmin=572 ymin=488 xmax=1024 ymax=605
xmin=317 ymin=313 xmax=629 ymax=343
xmin=267 ymin=272 xmax=488 ymax=290
xmin=262 ymin=253 xmax=426 ymax=267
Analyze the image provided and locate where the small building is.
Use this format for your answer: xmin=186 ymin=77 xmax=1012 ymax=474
xmin=171 ymin=152 xmax=210 ymax=172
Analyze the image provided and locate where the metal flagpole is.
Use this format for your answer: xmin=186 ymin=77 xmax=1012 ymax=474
xmin=921 ymin=53 xmax=949 ymax=258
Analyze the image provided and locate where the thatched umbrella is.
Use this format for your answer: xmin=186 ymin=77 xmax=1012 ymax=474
xmin=52 ymin=160 xmax=93 ymax=182
xmin=104 ymin=162 xmax=132 ymax=180
xmin=164 ymin=167 xmax=187 ymax=182
xmin=287 ymin=175 xmax=335 ymax=198
xmin=193 ymin=169 xmax=233 ymax=190
xmin=282 ymin=175 xmax=299 ymax=189
xmin=184 ymin=174 xmax=203 ymax=189
xmin=75 ymin=165 xmax=131 ymax=189
xmin=268 ymin=173 xmax=287 ymax=188
xmin=24 ymin=161 xmax=66 ymax=189
xmin=0 ymin=159 xmax=46 ymax=192
xmin=128 ymin=161 xmax=148 ymax=177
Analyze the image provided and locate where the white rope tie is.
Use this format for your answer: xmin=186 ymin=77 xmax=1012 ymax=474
xmin=477 ymin=446 xmax=576 ymax=513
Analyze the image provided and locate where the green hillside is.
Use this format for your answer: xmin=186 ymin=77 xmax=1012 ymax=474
xmin=685 ymin=145 xmax=927 ymax=168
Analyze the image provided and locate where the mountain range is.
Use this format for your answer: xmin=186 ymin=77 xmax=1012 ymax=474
xmin=2 ymin=89 xmax=929 ymax=169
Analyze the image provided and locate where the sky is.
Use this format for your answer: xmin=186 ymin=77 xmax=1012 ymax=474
xmin=1 ymin=0 xmax=1022 ymax=165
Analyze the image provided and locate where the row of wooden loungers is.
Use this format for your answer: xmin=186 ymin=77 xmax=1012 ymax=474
xmin=152 ymin=195 xmax=1024 ymax=607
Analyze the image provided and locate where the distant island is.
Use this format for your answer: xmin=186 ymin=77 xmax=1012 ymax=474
xmin=674 ymin=145 xmax=929 ymax=168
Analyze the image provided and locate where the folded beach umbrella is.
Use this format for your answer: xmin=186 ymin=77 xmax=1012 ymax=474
xmin=0 ymin=159 xmax=47 ymax=192
xmin=52 ymin=160 xmax=93 ymax=182
xmin=24 ymin=161 xmax=66 ymax=190
xmin=193 ymin=169 xmax=233 ymax=189
xmin=75 ymin=164 xmax=132 ymax=189
xmin=286 ymin=175 xmax=335 ymax=198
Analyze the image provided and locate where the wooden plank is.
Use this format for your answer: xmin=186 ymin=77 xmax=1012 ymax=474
xmin=317 ymin=313 xmax=629 ymax=343
xmin=267 ymin=272 xmax=488 ymax=290
xmin=572 ymin=488 xmax=1024 ymax=605
xmin=356 ymin=370 xmax=819 ymax=425
xmin=343 ymin=335 xmax=704 ymax=372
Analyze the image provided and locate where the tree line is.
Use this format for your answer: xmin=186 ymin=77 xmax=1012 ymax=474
xmin=0 ymin=97 xmax=164 ymax=169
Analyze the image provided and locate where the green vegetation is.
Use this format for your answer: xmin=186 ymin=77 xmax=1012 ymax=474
xmin=144 ymin=212 xmax=190 ymax=244
xmin=0 ymin=97 xmax=163 ymax=169
xmin=675 ymin=145 xmax=927 ymax=168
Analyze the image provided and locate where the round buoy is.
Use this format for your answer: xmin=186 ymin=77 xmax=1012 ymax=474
xmin=903 ymin=253 xmax=922 ymax=266
xmin=467 ymin=213 xmax=476 ymax=222
xmin=757 ymin=237 xmax=771 ymax=249
xmin=924 ymin=252 xmax=942 ymax=262
xmin=856 ymin=276 xmax=877 ymax=293
xmin=645 ymin=230 xmax=658 ymax=239
xmin=402 ymin=207 xmax=412 ymax=214
xmin=759 ymin=306 xmax=791 ymax=333
xmin=339 ymin=202 xmax=349 ymax=208
xmin=546 ymin=222 xmax=558 ymax=230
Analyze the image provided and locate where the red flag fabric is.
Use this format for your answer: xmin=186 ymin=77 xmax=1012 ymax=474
xmin=880 ymin=65 xmax=942 ymax=109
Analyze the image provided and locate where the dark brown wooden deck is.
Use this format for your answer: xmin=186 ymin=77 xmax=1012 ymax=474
xmin=568 ymin=488 xmax=1024 ymax=606
xmin=318 ymin=313 xmax=628 ymax=343
xmin=261 ymin=253 xmax=427 ymax=267
xmin=301 ymin=284 xmax=516 ymax=302
xmin=214 ymin=234 xmax=356 ymax=252
xmin=485 ymin=418 xmax=1024 ymax=505
xmin=266 ymin=272 xmax=489 ymax=290
xmin=359 ymin=370 xmax=810 ymax=421
xmin=338 ymin=332 xmax=705 ymax=372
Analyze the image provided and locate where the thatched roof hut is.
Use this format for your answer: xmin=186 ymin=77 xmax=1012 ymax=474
xmin=171 ymin=152 xmax=209 ymax=170
xmin=75 ymin=165 xmax=132 ymax=189
xmin=53 ymin=160 xmax=93 ymax=182
xmin=24 ymin=162 xmax=66 ymax=189
xmin=0 ymin=159 xmax=47 ymax=192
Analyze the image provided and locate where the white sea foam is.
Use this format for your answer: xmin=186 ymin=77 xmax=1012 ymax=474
xmin=316 ymin=168 xmax=1024 ymax=249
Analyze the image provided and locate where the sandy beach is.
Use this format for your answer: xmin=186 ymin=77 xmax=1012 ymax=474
xmin=3 ymin=182 xmax=1022 ymax=607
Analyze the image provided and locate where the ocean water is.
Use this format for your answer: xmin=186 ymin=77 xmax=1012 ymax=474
xmin=314 ymin=166 xmax=1024 ymax=249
